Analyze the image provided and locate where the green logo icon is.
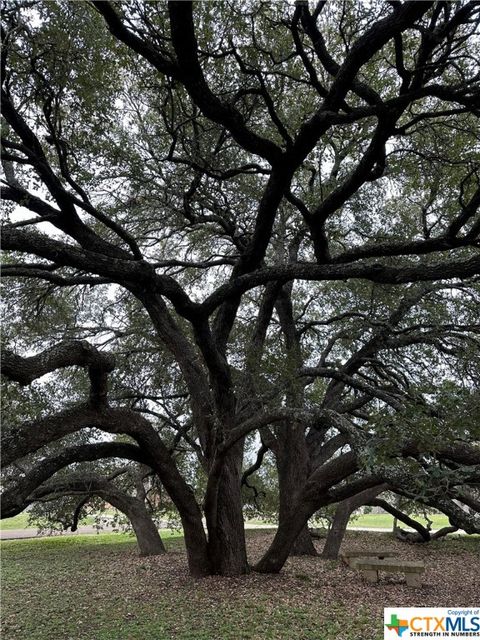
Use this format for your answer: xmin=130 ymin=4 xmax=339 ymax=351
xmin=386 ymin=614 xmax=409 ymax=637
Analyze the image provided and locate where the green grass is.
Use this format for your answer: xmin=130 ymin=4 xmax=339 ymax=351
xmin=349 ymin=513 xmax=451 ymax=530
xmin=248 ymin=513 xmax=452 ymax=531
xmin=1 ymin=532 xmax=373 ymax=640
xmin=0 ymin=513 xmax=114 ymax=531
xmin=1 ymin=512 xmax=452 ymax=533
xmin=0 ymin=513 xmax=32 ymax=530
xmin=2 ymin=530 xmax=478 ymax=640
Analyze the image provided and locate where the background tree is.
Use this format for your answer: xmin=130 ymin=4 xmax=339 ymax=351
xmin=25 ymin=464 xmax=168 ymax=557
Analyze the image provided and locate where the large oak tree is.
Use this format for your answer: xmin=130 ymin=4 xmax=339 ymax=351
xmin=1 ymin=0 xmax=479 ymax=576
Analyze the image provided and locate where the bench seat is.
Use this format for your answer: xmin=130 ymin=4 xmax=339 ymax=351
xmin=340 ymin=550 xmax=398 ymax=566
xmin=354 ymin=558 xmax=425 ymax=587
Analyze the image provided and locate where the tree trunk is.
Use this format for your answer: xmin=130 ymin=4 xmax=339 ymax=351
xmin=291 ymin=523 xmax=318 ymax=556
xmin=205 ymin=444 xmax=249 ymax=575
xmin=322 ymin=486 xmax=387 ymax=559
xmin=32 ymin=478 xmax=169 ymax=559
xmin=321 ymin=500 xmax=351 ymax=559
xmin=277 ymin=422 xmax=318 ymax=557
xmin=177 ymin=499 xmax=212 ymax=577
xmin=254 ymin=500 xmax=315 ymax=573
xmin=128 ymin=502 xmax=166 ymax=556
xmin=255 ymin=485 xmax=387 ymax=572
xmin=272 ymin=288 xmax=318 ymax=557
xmin=94 ymin=488 xmax=166 ymax=557
xmin=256 ymin=435 xmax=352 ymax=572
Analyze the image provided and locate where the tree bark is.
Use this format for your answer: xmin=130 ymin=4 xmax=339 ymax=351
xmin=368 ymin=498 xmax=431 ymax=541
xmin=291 ymin=524 xmax=318 ymax=556
xmin=205 ymin=445 xmax=249 ymax=575
xmin=321 ymin=501 xmax=352 ymax=560
xmin=127 ymin=501 xmax=166 ymax=556
xmin=254 ymin=500 xmax=315 ymax=573
xmin=29 ymin=477 xmax=167 ymax=557
xmin=321 ymin=486 xmax=387 ymax=559
xmin=255 ymin=479 xmax=386 ymax=572
xmin=430 ymin=526 xmax=459 ymax=541
xmin=273 ymin=286 xmax=318 ymax=558
xmin=276 ymin=427 xmax=318 ymax=557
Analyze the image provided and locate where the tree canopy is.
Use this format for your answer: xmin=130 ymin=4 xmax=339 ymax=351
xmin=1 ymin=0 xmax=479 ymax=576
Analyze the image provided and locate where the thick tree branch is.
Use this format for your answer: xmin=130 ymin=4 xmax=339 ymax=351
xmin=1 ymin=442 xmax=148 ymax=518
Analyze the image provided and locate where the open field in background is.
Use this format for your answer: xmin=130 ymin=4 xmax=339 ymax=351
xmin=0 ymin=512 xmax=109 ymax=531
xmin=0 ymin=513 xmax=31 ymax=530
xmin=0 ymin=506 xmax=121 ymax=531
xmin=348 ymin=513 xmax=451 ymax=530
xmin=1 ymin=530 xmax=479 ymax=640
xmin=0 ymin=511 xmax=452 ymax=533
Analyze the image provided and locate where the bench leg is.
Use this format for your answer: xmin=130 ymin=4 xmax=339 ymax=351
xmin=362 ymin=570 xmax=378 ymax=584
xmin=405 ymin=572 xmax=422 ymax=587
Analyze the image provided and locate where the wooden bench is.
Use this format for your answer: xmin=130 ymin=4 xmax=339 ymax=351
xmin=354 ymin=558 xmax=425 ymax=587
xmin=340 ymin=550 xmax=399 ymax=567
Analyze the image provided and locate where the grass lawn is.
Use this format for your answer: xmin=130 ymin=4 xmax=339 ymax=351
xmin=0 ymin=513 xmax=31 ymax=530
xmin=1 ymin=530 xmax=479 ymax=640
xmin=0 ymin=512 xmax=452 ymax=533
xmin=349 ymin=513 xmax=451 ymax=530
xmin=0 ymin=513 xmax=108 ymax=531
